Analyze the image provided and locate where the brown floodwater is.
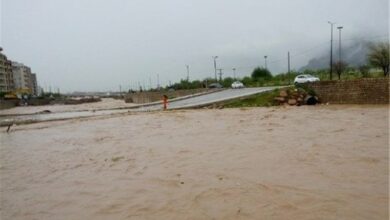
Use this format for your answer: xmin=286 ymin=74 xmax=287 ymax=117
xmin=0 ymin=105 xmax=388 ymax=219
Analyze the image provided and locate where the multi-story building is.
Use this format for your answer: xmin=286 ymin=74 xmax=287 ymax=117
xmin=0 ymin=48 xmax=14 ymax=92
xmin=30 ymin=73 xmax=38 ymax=95
xmin=5 ymin=60 xmax=14 ymax=91
xmin=12 ymin=61 xmax=32 ymax=92
xmin=1 ymin=48 xmax=39 ymax=95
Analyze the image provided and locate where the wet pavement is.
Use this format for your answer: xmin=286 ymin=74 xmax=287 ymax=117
xmin=139 ymin=87 xmax=279 ymax=110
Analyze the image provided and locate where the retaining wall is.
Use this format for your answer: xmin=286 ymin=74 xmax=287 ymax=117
xmin=308 ymin=78 xmax=389 ymax=104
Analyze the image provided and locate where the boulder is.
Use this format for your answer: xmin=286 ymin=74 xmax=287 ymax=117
xmin=279 ymin=90 xmax=288 ymax=97
xmin=288 ymin=99 xmax=297 ymax=105
xmin=274 ymin=97 xmax=285 ymax=102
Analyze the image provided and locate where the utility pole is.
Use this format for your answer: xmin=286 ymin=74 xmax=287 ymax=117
xmin=336 ymin=26 xmax=344 ymax=80
xmin=337 ymin=26 xmax=343 ymax=64
xmin=186 ymin=65 xmax=190 ymax=81
xmin=232 ymin=68 xmax=236 ymax=80
xmin=328 ymin=21 xmax=335 ymax=80
xmin=217 ymin=69 xmax=223 ymax=82
xmin=264 ymin=56 xmax=268 ymax=69
xmin=149 ymin=76 xmax=152 ymax=90
xmin=288 ymin=51 xmax=291 ymax=84
xmin=212 ymin=56 xmax=218 ymax=81
xmin=157 ymin=74 xmax=159 ymax=90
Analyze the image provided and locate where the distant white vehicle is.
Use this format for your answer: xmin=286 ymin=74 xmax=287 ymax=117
xmin=294 ymin=74 xmax=320 ymax=84
xmin=231 ymin=81 xmax=244 ymax=89
xmin=209 ymin=83 xmax=223 ymax=89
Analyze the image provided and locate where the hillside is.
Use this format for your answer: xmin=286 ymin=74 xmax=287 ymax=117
xmin=300 ymin=40 xmax=371 ymax=71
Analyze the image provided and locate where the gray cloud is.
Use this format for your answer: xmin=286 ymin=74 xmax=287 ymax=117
xmin=1 ymin=0 xmax=388 ymax=92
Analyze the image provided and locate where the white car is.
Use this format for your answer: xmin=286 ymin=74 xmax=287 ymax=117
xmin=231 ymin=81 xmax=244 ymax=89
xmin=294 ymin=74 xmax=320 ymax=84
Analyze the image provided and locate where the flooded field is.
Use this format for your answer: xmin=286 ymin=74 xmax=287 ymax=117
xmin=0 ymin=105 xmax=388 ymax=220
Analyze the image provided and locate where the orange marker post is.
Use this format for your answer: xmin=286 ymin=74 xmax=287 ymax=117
xmin=162 ymin=95 xmax=168 ymax=110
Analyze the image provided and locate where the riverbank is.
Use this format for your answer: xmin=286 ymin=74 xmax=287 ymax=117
xmin=0 ymin=98 xmax=137 ymax=116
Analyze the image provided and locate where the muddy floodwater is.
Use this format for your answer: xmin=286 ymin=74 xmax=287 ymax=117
xmin=0 ymin=98 xmax=138 ymax=115
xmin=0 ymin=105 xmax=388 ymax=219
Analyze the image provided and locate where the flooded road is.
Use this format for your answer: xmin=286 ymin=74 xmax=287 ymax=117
xmin=139 ymin=87 xmax=278 ymax=110
xmin=0 ymin=87 xmax=278 ymax=125
xmin=0 ymin=98 xmax=138 ymax=115
xmin=0 ymin=108 xmax=131 ymax=125
xmin=0 ymin=106 xmax=388 ymax=219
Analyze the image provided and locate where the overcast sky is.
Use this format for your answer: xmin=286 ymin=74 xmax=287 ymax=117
xmin=1 ymin=0 xmax=389 ymax=92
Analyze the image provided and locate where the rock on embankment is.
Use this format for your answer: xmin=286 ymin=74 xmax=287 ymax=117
xmin=274 ymin=88 xmax=318 ymax=106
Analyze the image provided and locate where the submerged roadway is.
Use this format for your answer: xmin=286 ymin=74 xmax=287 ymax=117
xmin=0 ymin=87 xmax=280 ymax=126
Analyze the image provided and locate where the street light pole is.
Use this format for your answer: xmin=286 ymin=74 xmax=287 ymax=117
xmin=232 ymin=68 xmax=236 ymax=80
xmin=328 ymin=21 xmax=336 ymax=80
xmin=212 ymin=56 xmax=218 ymax=81
xmin=217 ymin=69 xmax=223 ymax=82
xmin=157 ymin=74 xmax=160 ymax=90
xmin=264 ymin=56 xmax=268 ymax=69
xmin=288 ymin=51 xmax=291 ymax=84
xmin=337 ymin=26 xmax=343 ymax=64
xmin=186 ymin=65 xmax=190 ymax=81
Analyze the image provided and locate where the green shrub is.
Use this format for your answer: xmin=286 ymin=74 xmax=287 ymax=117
xmin=294 ymin=84 xmax=316 ymax=96
xmin=251 ymin=67 xmax=273 ymax=81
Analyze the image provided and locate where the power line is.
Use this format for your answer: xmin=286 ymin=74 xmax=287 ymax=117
xmin=227 ymin=34 xmax=389 ymax=72
xmin=132 ymin=34 xmax=389 ymax=84
xmin=271 ymin=34 xmax=389 ymax=64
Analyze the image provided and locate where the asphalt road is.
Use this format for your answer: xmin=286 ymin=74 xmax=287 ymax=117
xmin=138 ymin=87 xmax=279 ymax=111
xmin=0 ymin=87 xmax=280 ymax=125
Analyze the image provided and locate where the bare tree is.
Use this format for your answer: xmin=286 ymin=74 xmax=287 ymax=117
xmin=333 ymin=61 xmax=348 ymax=80
xmin=368 ymin=42 xmax=389 ymax=77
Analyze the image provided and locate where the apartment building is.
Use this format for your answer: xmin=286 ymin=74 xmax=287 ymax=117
xmin=1 ymin=48 xmax=40 ymax=95
xmin=30 ymin=73 xmax=38 ymax=95
xmin=0 ymin=48 xmax=14 ymax=92
xmin=12 ymin=61 xmax=32 ymax=91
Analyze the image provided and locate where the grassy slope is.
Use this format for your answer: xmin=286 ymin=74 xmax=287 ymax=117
xmin=223 ymin=89 xmax=282 ymax=108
